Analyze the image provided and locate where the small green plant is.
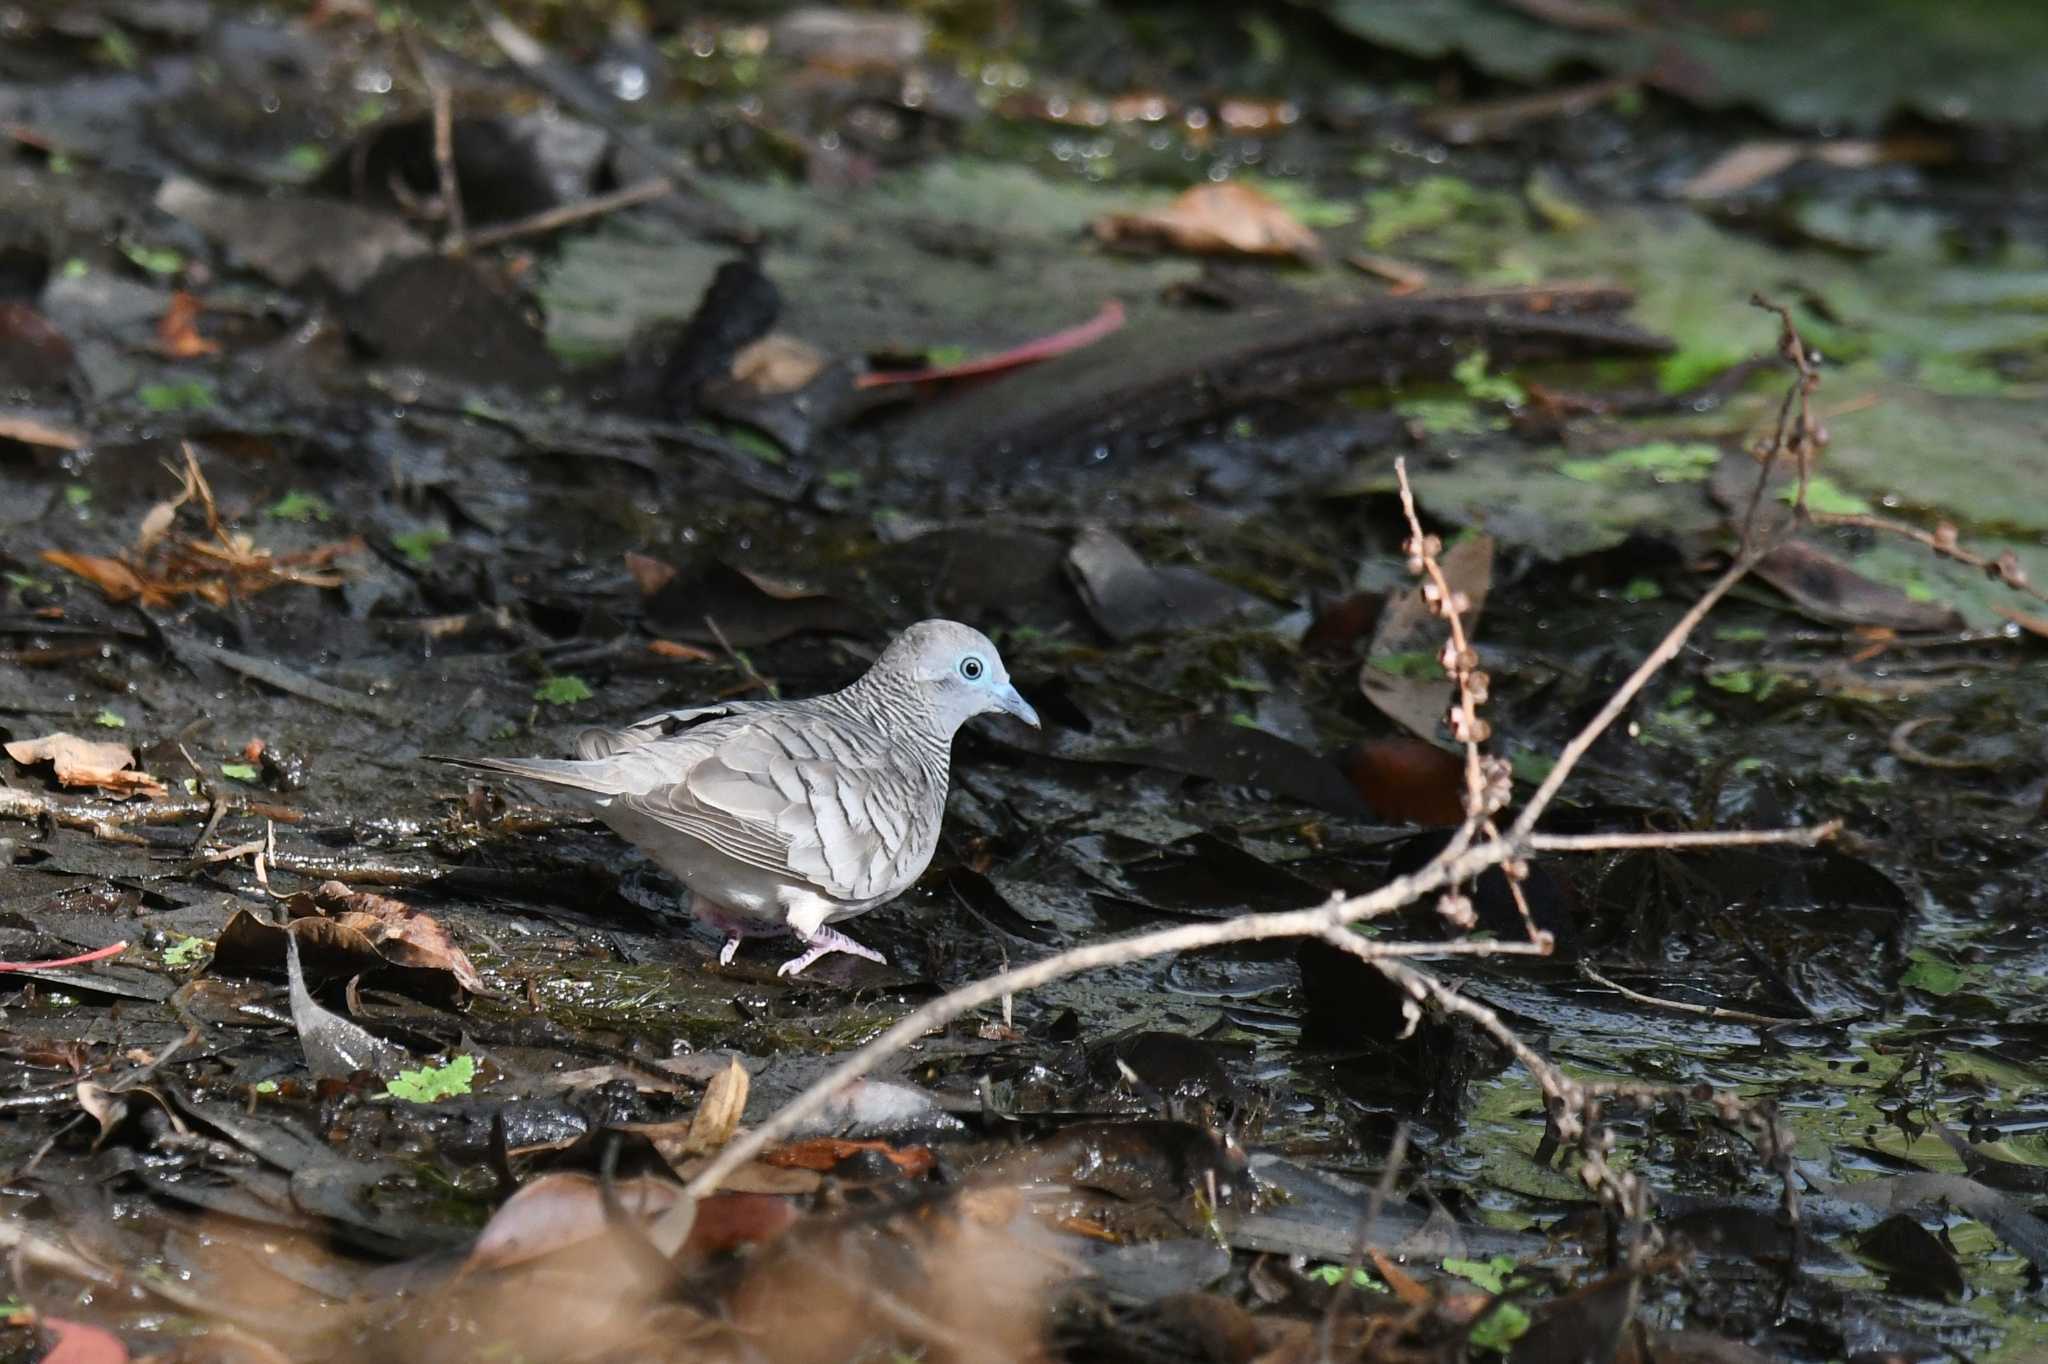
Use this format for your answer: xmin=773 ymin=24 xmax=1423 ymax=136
xmin=392 ymin=529 xmax=449 ymax=566
xmin=1307 ymin=1263 xmax=1386 ymax=1290
xmin=268 ymin=491 xmax=333 ymax=523
xmin=534 ymin=675 xmax=594 ymax=706
xmin=162 ymin=936 xmax=208 ymax=967
xmin=220 ymin=763 xmax=259 ymax=782
xmin=1453 ymin=350 xmax=1525 ymax=406
xmin=385 ymin=1054 xmax=477 ymax=1102
xmin=93 ymin=709 xmax=125 ymax=729
xmin=137 ymin=380 xmax=217 ymax=412
xmin=1442 ymin=1256 xmax=1532 ymax=1352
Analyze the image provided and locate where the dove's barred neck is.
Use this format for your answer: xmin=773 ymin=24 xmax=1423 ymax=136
xmin=828 ymin=665 xmax=951 ymax=769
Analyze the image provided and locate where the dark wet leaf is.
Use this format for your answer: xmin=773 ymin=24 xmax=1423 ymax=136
xmin=1750 ymin=539 xmax=1965 ymax=632
xmin=1508 ymin=1270 xmax=1635 ymax=1364
xmin=284 ymin=932 xmax=412 ymax=1081
xmin=155 ymin=177 xmax=429 ymax=293
xmin=644 ymin=560 xmax=863 ymax=647
xmin=1361 ymin=532 xmax=1493 ymax=745
xmin=1104 ymin=718 xmax=1371 ymax=816
xmin=619 ymin=259 xmax=781 ymax=421
xmin=1066 ymin=526 xmax=1272 ymax=642
xmin=1856 ymin=1214 xmax=1966 ymax=1301
xmin=346 ymin=255 xmax=558 ymax=388
xmin=0 ymin=300 xmax=76 ymax=395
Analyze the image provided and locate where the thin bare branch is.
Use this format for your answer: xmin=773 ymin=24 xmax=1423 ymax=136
xmin=1577 ymin=964 xmax=1807 ymax=1026
xmin=1508 ymin=548 xmax=1766 ymax=844
xmin=681 ymin=841 xmax=1526 ymax=1199
xmin=1529 ymin=820 xmax=1840 ymax=852
xmin=463 ymin=177 xmax=674 ymax=250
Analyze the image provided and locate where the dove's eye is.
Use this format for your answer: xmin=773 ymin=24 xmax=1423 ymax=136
xmin=959 ymin=656 xmax=985 ymax=681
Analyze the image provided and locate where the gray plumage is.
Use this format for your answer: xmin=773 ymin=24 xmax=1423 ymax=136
xmin=439 ymin=620 xmax=1037 ymax=975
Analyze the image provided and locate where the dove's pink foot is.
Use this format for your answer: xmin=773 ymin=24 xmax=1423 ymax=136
xmin=777 ymin=926 xmax=886 ymax=977
xmin=718 ymin=935 xmax=743 ymax=966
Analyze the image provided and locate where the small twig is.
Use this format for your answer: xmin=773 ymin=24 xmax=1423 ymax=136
xmin=404 ymin=29 xmax=466 ymax=249
xmin=1887 ymin=717 xmax=1998 ymax=771
xmin=1529 ymin=821 xmax=1840 ymax=852
xmin=462 ymin=177 xmax=673 ymax=250
xmin=703 ymin=615 xmax=778 ymax=699
xmin=1508 ymin=548 xmax=1769 ymax=844
xmin=1810 ymin=511 xmax=2047 ymax=607
xmin=1577 ymin=964 xmax=1806 ymax=1026
xmin=1318 ymin=1123 xmax=1408 ymax=1355
xmin=1739 ymin=293 xmax=1826 ymax=550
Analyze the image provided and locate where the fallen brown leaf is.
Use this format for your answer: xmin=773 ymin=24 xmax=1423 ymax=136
xmin=38 ymin=551 xmax=146 ymax=602
xmin=156 ymin=290 xmax=220 ymax=357
xmin=290 ymin=880 xmax=488 ymax=995
xmin=1093 ymin=182 xmax=1322 ymax=262
xmin=648 ymin=638 xmax=717 ymax=662
xmin=42 ymin=446 xmax=356 ymax=608
xmin=4 ymin=732 xmax=166 ymax=798
xmin=729 ymin=333 xmax=828 ymax=394
xmin=679 ymin=1057 xmax=749 ymax=1156
xmin=624 ymin=551 xmax=679 ymax=596
xmin=759 ymin=1137 xmax=936 ymax=1178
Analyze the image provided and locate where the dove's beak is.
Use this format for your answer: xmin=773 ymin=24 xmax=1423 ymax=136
xmin=994 ymin=682 xmax=1041 ymax=729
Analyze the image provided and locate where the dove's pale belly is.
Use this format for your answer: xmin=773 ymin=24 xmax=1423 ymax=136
xmin=595 ymin=797 xmax=916 ymax=937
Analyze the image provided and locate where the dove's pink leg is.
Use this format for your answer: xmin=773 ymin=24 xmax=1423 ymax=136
xmin=777 ymin=926 xmax=886 ymax=977
xmin=696 ymin=902 xmax=757 ymax=967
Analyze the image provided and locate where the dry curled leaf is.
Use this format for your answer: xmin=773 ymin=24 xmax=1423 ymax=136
xmin=156 ymin=290 xmax=220 ymax=357
xmin=42 ymin=446 xmax=355 ymax=608
xmin=1093 ymin=182 xmax=1322 ymax=262
xmin=730 ymin=333 xmax=828 ymax=394
xmin=4 ymin=732 xmax=166 ymax=798
xmin=680 ymin=1057 xmax=750 ymax=1156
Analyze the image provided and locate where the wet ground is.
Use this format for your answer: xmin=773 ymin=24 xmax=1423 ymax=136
xmin=3 ymin=3 xmax=2048 ymax=1361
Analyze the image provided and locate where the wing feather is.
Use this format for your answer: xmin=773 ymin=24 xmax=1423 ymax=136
xmin=614 ymin=707 xmax=941 ymax=903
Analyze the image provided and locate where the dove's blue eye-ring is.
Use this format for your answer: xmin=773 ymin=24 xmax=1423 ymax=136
xmin=959 ymin=656 xmax=985 ymax=681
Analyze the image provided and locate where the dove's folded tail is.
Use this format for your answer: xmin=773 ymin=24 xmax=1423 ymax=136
xmin=430 ymin=754 xmax=626 ymax=797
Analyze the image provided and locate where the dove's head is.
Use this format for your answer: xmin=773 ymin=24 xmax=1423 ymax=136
xmin=875 ymin=619 xmax=1039 ymax=735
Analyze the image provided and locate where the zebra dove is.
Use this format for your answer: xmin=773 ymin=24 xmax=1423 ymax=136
xmin=440 ymin=620 xmax=1038 ymax=976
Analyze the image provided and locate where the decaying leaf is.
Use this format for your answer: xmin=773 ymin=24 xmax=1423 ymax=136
xmin=678 ymin=1056 xmax=750 ymax=1156
xmin=730 ymin=333 xmax=829 ymax=394
xmin=210 ymin=880 xmax=487 ymax=1002
xmin=156 ymin=290 xmax=220 ymax=357
xmin=41 ymin=445 xmax=358 ymax=608
xmin=1361 ymin=534 xmax=1495 ymax=745
xmin=4 ymin=732 xmax=166 ymax=798
xmin=760 ymin=1137 xmax=936 ymax=1178
xmin=1093 ymin=182 xmax=1323 ymax=262
xmin=285 ymin=932 xmax=414 ymax=1081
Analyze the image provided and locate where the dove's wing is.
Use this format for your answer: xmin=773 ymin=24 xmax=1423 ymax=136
xmin=615 ymin=705 xmax=945 ymax=904
xmin=576 ymin=700 xmax=772 ymax=760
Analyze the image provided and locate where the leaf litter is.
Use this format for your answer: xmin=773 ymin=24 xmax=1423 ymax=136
xmin=0 ymin=3 xmax=2045 ymax=1362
